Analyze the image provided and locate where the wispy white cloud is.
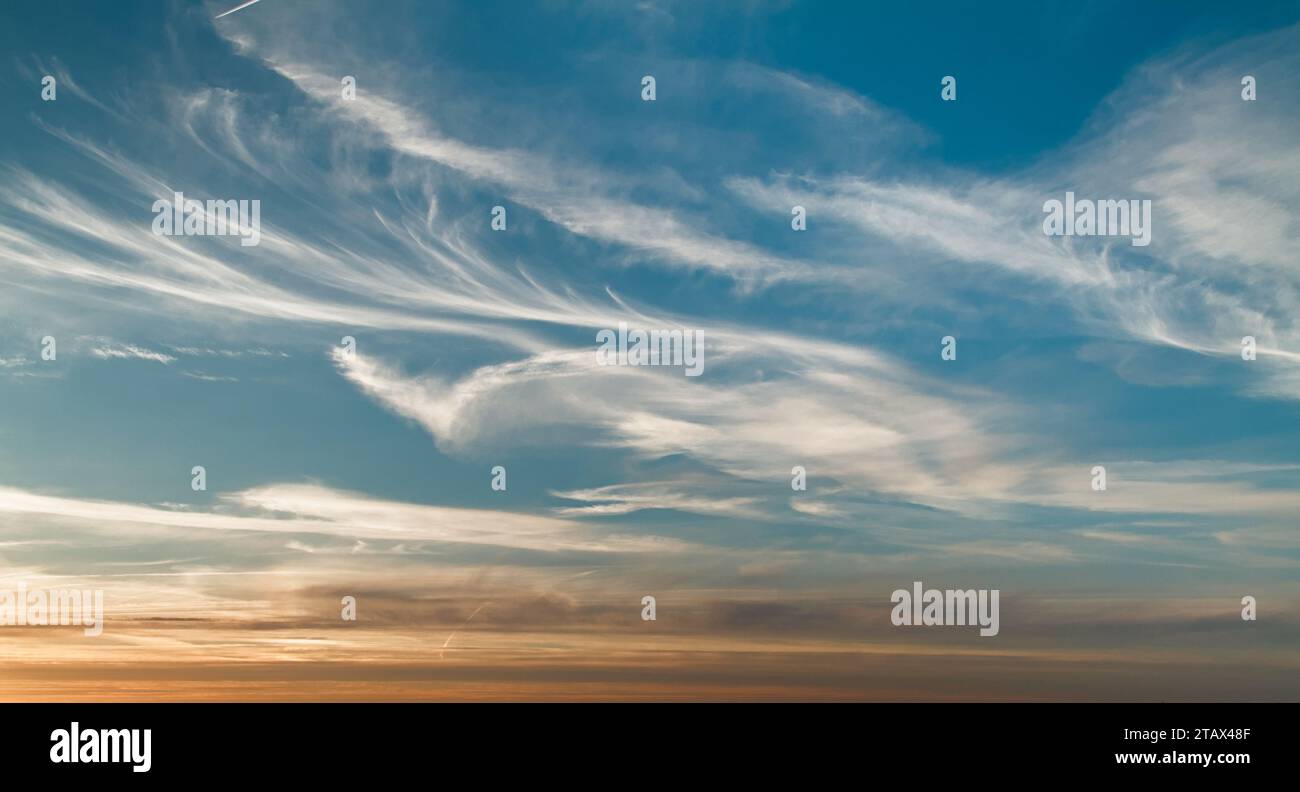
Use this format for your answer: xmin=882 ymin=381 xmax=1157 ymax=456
xmin=84 ymin=338 xmax=176 ymax=364
xmin=725 ymin=26 xmax=1300 ymax=396
xmin=0 ymin=484 xmax=690 ymax=554
xmin=552 ymin=482 xmax=761 ymax=518
xmin=219 ymin=36 xmax=822 ymax=285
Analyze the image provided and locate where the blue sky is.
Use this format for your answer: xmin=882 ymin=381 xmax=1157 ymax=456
xmin=0 ymin=1 xmax=1297 ymax=699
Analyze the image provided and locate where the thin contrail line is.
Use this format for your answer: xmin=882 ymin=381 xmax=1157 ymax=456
xmin=215 ymin=0 xmax=263 ymax=19
xmin=435 ymin=566 xmax=590 ymax=660
xmin=440 ymin=603 xmax=488 ymax=659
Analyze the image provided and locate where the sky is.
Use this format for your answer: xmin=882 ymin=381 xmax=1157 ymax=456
xmin=0 ymin=0 xmax=1297 ymax=701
